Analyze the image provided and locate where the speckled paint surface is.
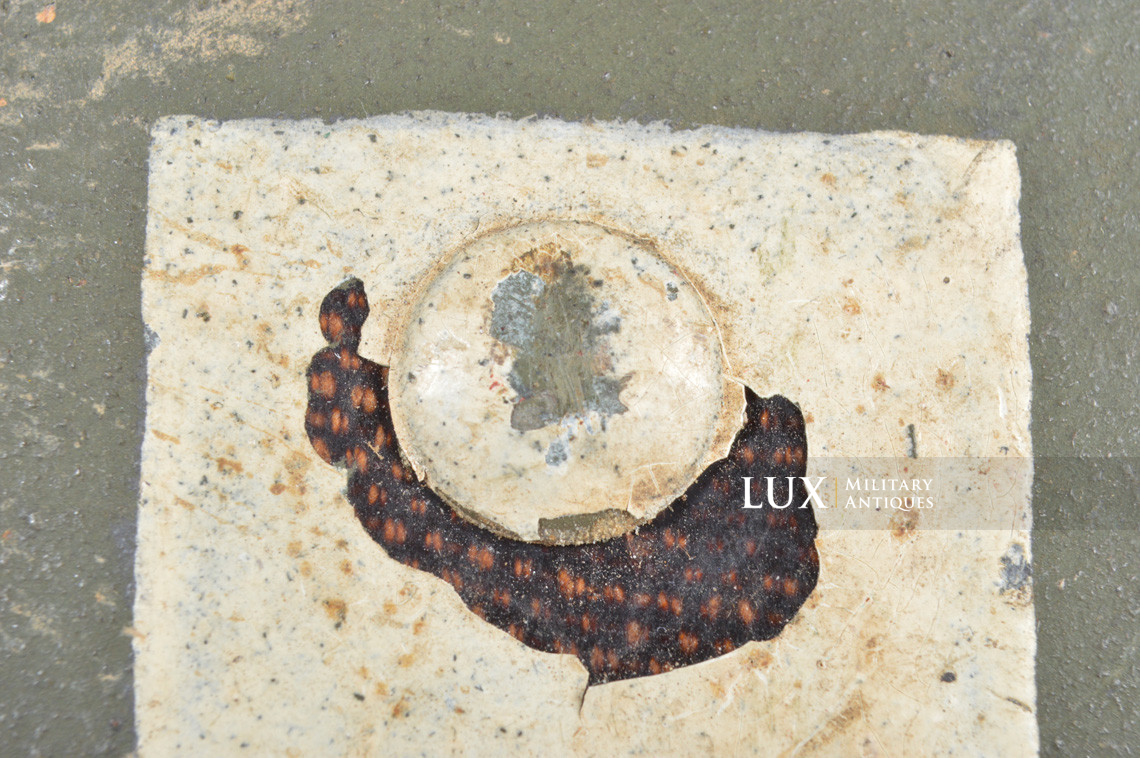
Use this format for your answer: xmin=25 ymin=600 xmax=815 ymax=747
xmin=136 ymin=113 xmax=1034 ymax=755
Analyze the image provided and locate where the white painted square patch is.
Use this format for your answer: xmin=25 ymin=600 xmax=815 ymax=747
xmin=138 ymin=113 xmax=1034 ymax=755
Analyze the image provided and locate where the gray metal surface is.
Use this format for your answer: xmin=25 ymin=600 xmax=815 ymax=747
xmin=1 ymin=1 xmax=1136 ymax=754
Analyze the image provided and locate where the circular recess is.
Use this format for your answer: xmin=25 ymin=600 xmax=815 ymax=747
xmin=377 ymin=220 xmax=742 ymax=544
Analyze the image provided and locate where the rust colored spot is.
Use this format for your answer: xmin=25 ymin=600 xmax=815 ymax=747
xmin=269 ymin=482 xmax=286 ymax=495
xmin=216 ymin=457 xmax=243 ymax=475
xmin=783 ymin=577 xmax=800 ymax=596
xmin=606 ymin=649 xmax=620 ymax=671
xmin=467 ymin=545 xmax=494 ymax=570
xmin=678 ymin=631 xmax=699 ymax=655
xmin=591 ymin=646 xmax=605 ymax=670
xmin=350 ymin=384 xmax=364 ymax=408
xmin=891 ymin=511 xmax=919 ymax=540
xmin=872 ymin=373 xmax=890 ymax=392
xmin=323 ymin=598 xmax=347 ymax=625
xmin=820 ymin=172 xmax=837 ymax=187
xmin=936 ymin=368 xmax=956 ymax=391
xmin=327 ymin=312 xmax=344 ymax=342
xmin=702 ymin=594 xmax=722 ymax=619
xmin=626 ymin=620 xmax=646 ymax=647
xmin=362 ymin=387 xmax=378 ymax=413
xmin=739 ymin=598 xmax=757 ymax=625
xmin=633 ymin=593 xmax=652 ymax=608
xmin=340 ymin=560 xmax=354 ymax=575
xmin=368 ymin=484 xmax=380 ymax=505
xmin=586 ymin=153 xmax=608 ymax=168
xmin=152 ymin=429 xmax=181 ymax=445
xmin=557 ymin=569 xmax=575 ymax=598
xmin=751 ymin=650 xmax=773 ymax=669
xmin=842 ymin=297 xmax=861 ymax=315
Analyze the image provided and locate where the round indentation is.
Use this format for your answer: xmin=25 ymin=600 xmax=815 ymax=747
xmin=378 ymin=220 xmax=743 ymax=544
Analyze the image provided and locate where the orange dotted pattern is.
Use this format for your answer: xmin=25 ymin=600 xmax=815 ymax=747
xmin=305 ymin=278 xmax=820 ymax=685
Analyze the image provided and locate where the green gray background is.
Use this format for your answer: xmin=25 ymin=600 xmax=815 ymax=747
xmin=1 ymin=1 xmax=1136 ymax=754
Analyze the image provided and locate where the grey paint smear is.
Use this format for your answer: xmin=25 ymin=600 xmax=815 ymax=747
xmin=1001 ymin=543 xmax=1033 ymax=593
xmin=491 ymin=261 xmax=631 ymax=433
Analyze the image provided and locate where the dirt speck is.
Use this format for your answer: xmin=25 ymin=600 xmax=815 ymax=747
xmin=999 ymin=543 xmax=1032 ymax=604
xmin=215 ymin=457 xmax=243 ymax=475
xmin=890 ymin=510 xmax=919 ymax=540
xmin=323 ymin=598 xmax=347 ymax=626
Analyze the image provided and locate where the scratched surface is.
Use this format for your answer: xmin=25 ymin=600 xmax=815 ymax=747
xmin=134 ymin=114 xmax=1034 ymax=755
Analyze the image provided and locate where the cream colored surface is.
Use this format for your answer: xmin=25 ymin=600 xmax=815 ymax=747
xmin=137 ymin=113 xmax=1035 ymax=756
